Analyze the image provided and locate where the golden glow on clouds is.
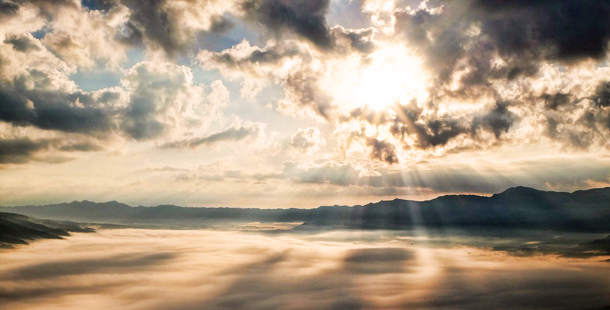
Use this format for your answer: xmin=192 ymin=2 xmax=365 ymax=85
xmin=1 ymin=229 xmax=609 ymax=310
xmin=1 ymin=0 xmax=609 ymax=207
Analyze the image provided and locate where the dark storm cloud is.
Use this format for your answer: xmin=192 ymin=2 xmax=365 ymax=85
xmin=561 ymin=235 xmax=610 ymax=258
xmin=0 ymin=87 xmax=115 ymax=136
xmin=0 ymin=138 xmax=104 ymax=165
xmin=81 ymin=0 xmax=120 ymax=12
xmin=161 ymin=124 xmax=261 ymax=149
xmin=390 ymin=0 xmax=610 ymax=154
xmin=394 ymin=7 xmax=467 ymax=84
xmin=58 ymin=141 xmax=103 ymax=152
xmin=366 ymin=138 xmax=399 ymax=164
xmin=472 ymin=0 xmax=610 ymax=62
xmin=119 ymin=0 xmax=234 ymax=56
xmin=331 ymin=25 xmax=377 ymax=54
xmin=471 ymin=102 xmax=516 ymax=139
xmin=541 ymin=92 xmax=572 ymax=111
xmin=0 ymin=138 xmax=50 ymax=164
xmin=120 ymin=0 xmax=179 ymax=53
xmin=117 ymin=20 xmax=145 ymax=46
xmin=0 ymin=1 xmax=20 ymax=17
xmin=240 ymin=0 xmax=376 ymax=54
xmin=535 ymin=80 xmax=610 ymax=149
xmin=592 ymin=81 xmax=610 ymax=108
xmin=350 ymin=102 xmax=469 ymax=151
xmin=120 ymin=95 xmax=166 ymax=141
xmin=395 ymin=1 xmax=610 ymax=87
xmin=242 ymin=0 xmax=333 ymax=50
xmin=284 ymin=70 xmax=334 ymax=119
xmin=1 ymin=0 xmax=78 ymax=17
xmin=347 ymin=98 xmax=520 ymax=156
xmin=3 ymin=36 xmax=41 ymax=52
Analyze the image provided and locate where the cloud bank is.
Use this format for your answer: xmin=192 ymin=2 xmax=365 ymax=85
xmin=1 ymin=229 xmax=609 ymax=310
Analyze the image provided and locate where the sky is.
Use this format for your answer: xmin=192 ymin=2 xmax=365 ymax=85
xmin=1 ymin=0 xmax=610 ymax=208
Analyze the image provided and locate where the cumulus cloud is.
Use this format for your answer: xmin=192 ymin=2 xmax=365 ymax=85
xmin=192 ymin=0 xmax=610 ymax=163
xmin=120 ymin=0 xmax=236 ymax=56
xmin=199 ymin=39 xmax=336 ymax=119
xmin=0 ymin=39 xmax=228 ymax=141
xmin=119 ymin=61 xmax=215 ymax=140
xmin=471 ymin=102 xmax=517 ymax=139
xmin=241 ymin=0 xmax=333 ymax=50
xmin=0 ymin=87 xmax=118 ymax=136
xmin=198 ymin=39 xmax=306 ymax=79
xmin=0 ymin=15 xmax=233 ymax=157
xmin=393 ymin=1 xmax=610 ymax=85
xmin=371 ymin=1 xmax=610 ymax=153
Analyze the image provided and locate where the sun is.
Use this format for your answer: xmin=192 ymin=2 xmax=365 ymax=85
xmin=322 ymin=42 xmax=430 ymax=113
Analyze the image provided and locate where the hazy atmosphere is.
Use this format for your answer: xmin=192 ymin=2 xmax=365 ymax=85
xmin=1 ymin=0 xmax=610 ymax=309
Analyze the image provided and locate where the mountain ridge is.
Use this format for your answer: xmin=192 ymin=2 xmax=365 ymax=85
xmin=1 ymin=186 xmax=609 ymax=232
xmin=0 ymin=212 xmax=94 ymax=249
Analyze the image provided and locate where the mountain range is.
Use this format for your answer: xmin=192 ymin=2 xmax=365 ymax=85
xmin=0 ymin=212 xmax=94 ymax=248
xmin=1 ymin=186 xmax=609 ymax=232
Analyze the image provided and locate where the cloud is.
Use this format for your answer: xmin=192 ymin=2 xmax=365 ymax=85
xmin=0 ymin=137 xmax=103 ymax=165
xmin=161 ymin=122 xmax=263 ymax=149
xmin=3 ymin=36 xmax=40 ymax=52
xmin=199 ymin=39 xmax=335 ymax=119
xmin=394 ymin=1 xmax=610 ymax=86
xmin=119 ymin=61 xmax=214 ymax=140
xmin=343 ymin=248 xmax=413 ymax=274
xmin=471 ymin=102 xmax=517 ymax=139
xmin=198 ymin=39 xmax=306 ymax=79
xmin=118 ymin=0 xmax=236 ymax=56
xmin=1 ymin=229 xmax=610 ymax=310
xmin=3 ymin=252 xmax=176 ymax=281
xmin=0 ymin=43 xmax=229 ymax=142
xmin=472 ymin=0 xmax=610 ymax=62
xmin=290 ymin=127 xmax=326 ymax=153
xmin=241 ymin=0 xmax=333 ymax=50
xmin=0 ymin=138 xmax=51 ymax=164
xmin=0 ymin=87 xmax=117 ymax=136
xmin=330 ymin=26 xmax=376 ymax=55
xmin=282 ymin=160 xmax=361 ymax=186
xmin=40 ymin=1 xmax=130 ymax=68
xmin=366 ymin=138 xmax=398 ymax=164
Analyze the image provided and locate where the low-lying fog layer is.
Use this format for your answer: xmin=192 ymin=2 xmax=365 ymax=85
xmin=1 ymin=229 xmax=609 ymax=310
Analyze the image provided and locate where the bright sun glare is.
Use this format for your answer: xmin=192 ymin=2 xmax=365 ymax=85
xmin=324 ymin=42 xmax=430 ymax=113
